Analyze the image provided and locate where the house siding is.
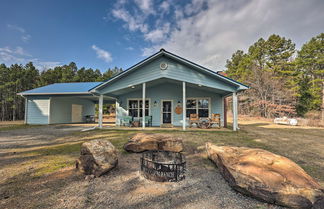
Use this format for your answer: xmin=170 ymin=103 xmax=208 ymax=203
xmin=115 ymin=82 xmax=223 ymax=126
xmin=98 ymin=56 xmax=237 ymax=95
xmin=26 ymin=97 xmax=50 ymax=124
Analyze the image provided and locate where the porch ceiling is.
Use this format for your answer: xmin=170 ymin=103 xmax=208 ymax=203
xmin=103 ymin=78 xmax=232 ymax=97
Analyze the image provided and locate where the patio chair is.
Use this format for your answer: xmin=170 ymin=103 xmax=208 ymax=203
xmin=140 ymin=116 xmax=152 ymax=127
xmin=210 ymin=113 xmax=221 ymax=128
xmin=189 ymin=114 xmax=200 ymax=128
xmin=121 ymin=116 xmax=133 ymax=127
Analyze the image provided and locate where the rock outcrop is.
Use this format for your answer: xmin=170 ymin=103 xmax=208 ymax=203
xmin=206 ymin=143 xmax=324 ymax=208
xmin=124 ymin=133 xmax=183 ymax=153
xmin=76 ymin=139 xmax=118 ymax=177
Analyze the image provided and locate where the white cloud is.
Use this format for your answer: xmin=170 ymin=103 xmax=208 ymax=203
xmin=7 ymin=24 xmax=25 ymax=33
xmin=0 ymin=46 xmax=59 ymax=69
xmin=160 ymin=1 xmax=170 ymax=13
xmin=109 ymin=0 xmax=324 ymax=70
xmin=21 ymin=34 xmax=31 ymax=42
xmin=91 ymin=45 xmax=113 ymax=63
xmin=7 ymin=24 xmax=32 ymax=43
xmin=112 ymin=8 xmax=148 ymax=33
xmin=134 ymin=0 xmax=154 ymax=14
xmin=0 ymin=46 xmax=31 ymax=57
xmin=144 ymin=23 xmax=170 ymax=43
xmin=126 ymin=46 xmax=134 ymax=51
xmin=143 ymin=0 xmax=324 ymax=70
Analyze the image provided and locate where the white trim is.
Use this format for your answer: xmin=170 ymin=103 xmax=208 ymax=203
xmin=161 ymin=100 xmax=173 ymax=125
xmin=48 ymin=97 xmax=51 ymax=124
xmin=24 ymin=97 xmax=28 ymax=124
xmin=232 ymin=92 xmax=238 ymax=131
xmin=186 ymin=97 xmax=211 ymax=118
xmin=90 ymin=50 xmax=248 ymax=92
xmin=221 ymin=96 xmax=225 ymax=127
xmin=115 ymin=99 xmax=119 ymax=126
xmin=98 ymin=94 xmax=103 ymax=129
xmin=126 ymin=98 xmax=151 ymax=119
xmin=18 ymin=92 xmax=92 ymax=96
xmin=164 ymin=52 xmax=248 ymax=89
xmin=142 ymin=83 xmax=146 ymax=129
xmin=91 ymin=52 xmax=162 ymax=91
xmin=182 ymin=81 xmax=186 ymax=130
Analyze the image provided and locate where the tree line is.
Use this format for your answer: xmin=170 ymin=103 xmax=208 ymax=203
xmin=225 ymin=33 xmax=323 ymax=120
xmin=0 ymin=62 xmax=122 ymax=121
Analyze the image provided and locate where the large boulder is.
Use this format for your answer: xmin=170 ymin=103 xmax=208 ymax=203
xmin=206 ymin=143 xmax=324 ymax=208
xmin=76 ymin=139 xmax=118 ymax=177
xmin=124 ymin=133 xmax=183 ymax=153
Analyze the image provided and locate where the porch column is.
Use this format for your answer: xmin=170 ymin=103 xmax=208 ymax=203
xmin=232 ymin=92 xmax=238 ymax=131
xmin=98 ymin=94 xmax=103 ymax=129
xmin=115 ymin=99 xmax=119 ymax=126
xmin=24 ymin=97 xmax=28 ymax=124
xmin=182 ymin=81 xmax=186 ymax=130
xmin=142 ymin=82 xmax=146 ymax=129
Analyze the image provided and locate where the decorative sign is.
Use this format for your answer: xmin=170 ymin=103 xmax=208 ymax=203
xmin=175 ymin=106 xmax=183 ymax=114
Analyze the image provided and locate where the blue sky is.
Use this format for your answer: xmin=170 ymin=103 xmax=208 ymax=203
xmin=1 ymin=0 xmax=324 ymax=72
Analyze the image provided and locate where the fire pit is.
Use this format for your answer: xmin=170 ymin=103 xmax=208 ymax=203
xmin=140 ymin=150 xmax=186 ymax=182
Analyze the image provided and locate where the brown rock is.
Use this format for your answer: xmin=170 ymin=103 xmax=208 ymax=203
xmin=76 ymin=139 xmax=118 ymax=177
xmin=206 ymin=143 xmax=324 ymax=208
xmin=124 ymin=133 xmax=183 ymax=153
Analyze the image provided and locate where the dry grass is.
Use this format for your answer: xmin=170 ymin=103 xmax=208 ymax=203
xmin=0 ymin=118 xmax=323 ymax=208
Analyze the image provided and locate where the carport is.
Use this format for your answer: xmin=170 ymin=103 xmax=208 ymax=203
xmin=18 ymin=82 xmax=114 ymax=125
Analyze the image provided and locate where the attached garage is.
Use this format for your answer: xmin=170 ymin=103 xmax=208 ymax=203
xmin=19 ymin=82 xmax=115 ymax=125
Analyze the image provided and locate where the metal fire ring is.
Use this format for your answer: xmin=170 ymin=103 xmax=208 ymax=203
xmin=140 ymin=150 xmax=186 ymax=182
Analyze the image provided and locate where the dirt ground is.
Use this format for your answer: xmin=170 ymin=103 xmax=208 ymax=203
xmin=0 ymin=118 xmax=323 ymax=209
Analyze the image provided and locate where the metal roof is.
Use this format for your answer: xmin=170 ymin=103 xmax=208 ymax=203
xmin=19 ymin=82 xmax=102 ymax=95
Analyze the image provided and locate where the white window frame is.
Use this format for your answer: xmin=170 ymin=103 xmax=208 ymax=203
xmin=127 ymin=98 xmax=151 ymax=118
xmin=186 ymin=97 xmax=211 ymax=118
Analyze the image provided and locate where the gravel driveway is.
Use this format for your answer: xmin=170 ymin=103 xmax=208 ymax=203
xmin=0 ymin=125 xmax=282 ymax=209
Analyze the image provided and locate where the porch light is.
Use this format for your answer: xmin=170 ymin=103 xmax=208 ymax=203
xmin=177 ymin=101 xmax=181 ymax=105
xmin=154 ymin=101 xmax=157 ymax=107
xmin=198 ymin=84 xmax=202 ymax=87
xmin=131 ymin=85 xmax=135 ymax=89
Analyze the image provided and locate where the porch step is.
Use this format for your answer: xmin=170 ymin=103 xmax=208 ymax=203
xmin=160 ymin=124 xmax=173 ymax=128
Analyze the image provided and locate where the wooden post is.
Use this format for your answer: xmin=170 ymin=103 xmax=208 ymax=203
xmin=142 ymin=82 xmax=146 ymax=129
xmin=98 ymin=94 xmax=103 ymax=129
xmin=232 ymin=92 xmax=238 ymax=131
xmin=182 ymin=81 xmax=186 ymax=130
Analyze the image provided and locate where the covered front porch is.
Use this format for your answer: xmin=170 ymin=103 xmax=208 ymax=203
xmin=96 ymin=78 xmax=239 ymax=131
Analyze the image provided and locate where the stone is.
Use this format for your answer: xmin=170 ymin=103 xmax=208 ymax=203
xmin=124 ymin=133 xmax=183 ymax=153
xmin=76 ymin=139 xmax=118 ymax=177
xmin=206 ymin=143 xmax=324 ymax=208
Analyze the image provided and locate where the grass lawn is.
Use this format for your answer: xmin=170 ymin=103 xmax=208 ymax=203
xmin=1 ymin=117 xmax=323 ymax=208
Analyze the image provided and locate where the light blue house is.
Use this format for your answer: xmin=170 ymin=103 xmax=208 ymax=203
xmin=19 ymin=49 xmax=248 ymax=131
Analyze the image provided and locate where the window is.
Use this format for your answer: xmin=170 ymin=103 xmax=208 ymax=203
xmin=128 ymin=99 xmax=149 ymax=117
xmin=186 ymin=98 xmax=209 ymax=118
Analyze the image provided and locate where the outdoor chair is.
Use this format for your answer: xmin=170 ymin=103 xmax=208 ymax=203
xmin=189 ymin=114 xmax=200 ymax=128
xmin=210 ymin=113 xmax=221 ymax=128
xmin=121 ymin=116 xmax=133 ymax=127
xmin=141 ymin=116 xmax=152 ymax=127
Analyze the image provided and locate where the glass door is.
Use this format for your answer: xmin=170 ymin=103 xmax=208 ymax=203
xmin=162 ymin=101 xmax=172 ymax=124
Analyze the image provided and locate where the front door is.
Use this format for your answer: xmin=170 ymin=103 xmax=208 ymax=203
xmin=162 ymin=100 xmax=172 ymax=124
